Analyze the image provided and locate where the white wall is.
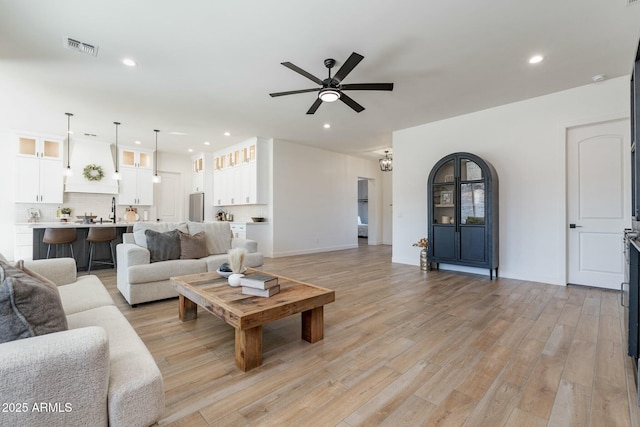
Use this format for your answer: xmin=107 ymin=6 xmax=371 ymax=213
xmin=272 ymin=140 xmax=384 ymax=257
xmin=392 ymin=76 xmax=630 ymax=285
xmin=0 ymin=129 xmax=17 ymax=259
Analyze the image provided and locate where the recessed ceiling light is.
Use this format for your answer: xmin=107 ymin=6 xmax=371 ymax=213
xmin=323 ymin=123 xmax=331 ymax=129
xmin=122 ymin=58 xmax=137 ymax=67
xmin=204 ymin=141 xmax=210 ymax=145
xmin=528 ymin=55 xmax=544 ymax=64
xmin=169 ymin=131 xmax=189 ymax=136
xmin=134 ymin=140 xmax=141 ymax=145
xmin=188 ymin=148 xmax=193 ymax=153
xmin=224 ymin=132 xmax=231 ymax=137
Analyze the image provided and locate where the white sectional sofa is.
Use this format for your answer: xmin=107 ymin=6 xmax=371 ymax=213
xmin=116 ymin=221 xmax=263 ymax=306
xmin=0 ymin=255 xmax=164 ymax=427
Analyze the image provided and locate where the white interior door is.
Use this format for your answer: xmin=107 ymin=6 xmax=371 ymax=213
xmin=567 ymin=119 xmax=630 ymax=289
xmin=154 ymin=171 xmax=182 ymax=222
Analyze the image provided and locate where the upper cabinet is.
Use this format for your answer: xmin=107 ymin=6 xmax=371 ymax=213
xmin=427 ymin=152 xmax=499 ymax=278
xmin=213 ymin=137 xmax=268 ymax=206
xmin=118 ymin=146 xmax=154 ymax=205
xmin=15 ymin=135 xmax=64 ymax=203
xmin=120 ymin=147 xmax=152 ymax=169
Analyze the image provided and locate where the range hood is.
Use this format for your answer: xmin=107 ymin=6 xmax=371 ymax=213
xmin=64 ymin=139 xmax=119 ymax=194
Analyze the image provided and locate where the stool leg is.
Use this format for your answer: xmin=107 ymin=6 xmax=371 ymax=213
xmin=46 ymin=244 xmax=51 ymax=259
xmin=87 ymin=242 xmax=94 ymax=274
xmin=110 ymin=241 xmax=116 ymax=269
xmin=69 ymin=243 xmax=74 ymax=260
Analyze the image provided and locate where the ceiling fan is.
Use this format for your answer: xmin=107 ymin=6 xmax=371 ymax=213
xmin=269 ymin=52 xmax=394 ymax=114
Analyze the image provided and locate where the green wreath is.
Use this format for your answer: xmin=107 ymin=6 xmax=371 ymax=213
xmin=83 ymin=164 xmax=104 ymax=181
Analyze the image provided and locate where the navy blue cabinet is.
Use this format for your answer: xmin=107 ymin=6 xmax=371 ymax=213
xmin=427 ymin=152 xmax=499 ymax=278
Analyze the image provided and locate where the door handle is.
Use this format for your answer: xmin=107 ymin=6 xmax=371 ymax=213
xmin=569 ymin=224 xmax=582 ymax=229
xmin=621 ymin=282 xmax=628 ymax=307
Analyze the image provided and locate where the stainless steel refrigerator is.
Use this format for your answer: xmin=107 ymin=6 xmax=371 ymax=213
xmin=189 ymin=192 xmax=204 ymax=222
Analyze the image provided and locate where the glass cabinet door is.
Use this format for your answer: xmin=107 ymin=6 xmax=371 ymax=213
xmin=460 ymin=158 xmax=483 ymax=181
xmin=460 ymin=183 xmax=485 ymax=225
xmin=432 ymin=160 xmax=455 ymax=225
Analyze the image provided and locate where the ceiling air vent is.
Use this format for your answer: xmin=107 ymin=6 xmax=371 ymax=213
xmin=628 ymin=0 xmax=639 ymax=6
xmin=63 ymin=36 xmax=99 ymax=57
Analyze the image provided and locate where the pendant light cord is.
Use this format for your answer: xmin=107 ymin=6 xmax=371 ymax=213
xmin=154 ymin=129 xmax=159 ymax=177
xmin=114 ymin=122 xmax=120 ymax=172
xmin=65 ymin=113 xmax=73 ymax=168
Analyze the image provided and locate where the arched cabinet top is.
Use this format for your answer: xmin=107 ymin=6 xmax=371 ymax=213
xmin=428 ymin=152 xmax=498 ymax=185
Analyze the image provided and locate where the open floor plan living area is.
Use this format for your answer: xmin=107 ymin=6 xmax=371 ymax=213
xmin=2 ymin=1 xmax=640 ymax=426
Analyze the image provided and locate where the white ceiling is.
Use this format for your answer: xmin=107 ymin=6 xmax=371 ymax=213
xmin=1 ymin=0 xmax=639 ymax=158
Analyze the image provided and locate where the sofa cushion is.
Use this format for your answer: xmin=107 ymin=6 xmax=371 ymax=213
xmin=179 ymin=231 xmax=208 ymax=259
xmin=128 ymin=259 xmax=207 ymax=284
xmin=67 ymin=305 xmax=164 ymax=427
xmin=187 ymin=221 xmax=232 ymax=255
xmin=58 ymin=275 xmax=115 ymax=315
xmin=145 ymin=229 xmax=181 ymax=263
xmin=133 ymin=222 xmax=188 ymax=248
xmin=0 ymin=260 xmax=68 ymax=343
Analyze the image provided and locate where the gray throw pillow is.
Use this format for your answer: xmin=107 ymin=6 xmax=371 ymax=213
xmin=145 ymin=229 xmax=181 ymax=263
xmin=0 ymin=260 xmax=68 ymax=344
xmin=179 ymin=231 xmax=208 ymax=259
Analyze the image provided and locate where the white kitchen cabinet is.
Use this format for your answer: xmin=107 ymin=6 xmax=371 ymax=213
xmin=191 ymin=153 xmax=215 ymax=220
xmin=192 ymin=171 xmax=204 ymax=193
xmin=15 ymin=135 xmax=64 ymax=203
xmin=118 ymin=146 xmax=154 ymax=205
xmin=213 ymin=137 xmax=268 ymax=206
xmin=230 ymin=222 xmax=246 ymax=239
xmin=120 ymin=147 xmax=152 ymax=169
xmin=119 ymin=167 xmax=153 ymax=205
xmin=14 ymin=225 xmax=34 ymax=260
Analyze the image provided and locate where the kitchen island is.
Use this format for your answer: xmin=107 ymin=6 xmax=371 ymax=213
xmin=30 ymin=222 xmax=133 ymax=271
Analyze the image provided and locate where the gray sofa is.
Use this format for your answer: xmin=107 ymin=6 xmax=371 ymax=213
xmin=116 ymin=221 xmax=263 ymax=305
xmin=0 ymin=255 xmax=164 ymax=427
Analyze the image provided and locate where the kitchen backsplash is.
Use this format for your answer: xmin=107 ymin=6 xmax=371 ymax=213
xmin=16 ymin=193 xmax=127 ymax=223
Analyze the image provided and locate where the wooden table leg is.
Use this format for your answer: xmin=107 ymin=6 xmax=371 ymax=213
xmin=235 ymin=325 xmax=262 ymax=371
xmin=301 ymin=306 xmax=324 ymax=343
xmin=178 ymin=294 xmax=198 ymax=321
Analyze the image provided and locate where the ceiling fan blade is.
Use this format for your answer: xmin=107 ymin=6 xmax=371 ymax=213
xmin=339 ymin=93 xmax=365 ymax=113
xmin=333 ymin=52 xmax=364 ymax=83
xmin=269 ymin=88 xmax=321 ymax=97
xmin=281 ymin=62 xmax=324 ymax=85
xmin=341 ymin=83 xmax=394 ymax=91
xmin=306 ymin=98 xmax=323 ymax=114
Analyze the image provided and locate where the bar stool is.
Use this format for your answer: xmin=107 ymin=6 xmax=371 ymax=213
xmin=43 ymin=228 xmax=77 ymax=259
xmin=87 ymin=227 xmax=117 ymax=273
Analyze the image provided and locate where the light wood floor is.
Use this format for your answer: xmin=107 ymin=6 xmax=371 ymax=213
xmin=94 ymin=243 xmax=640 ymax=426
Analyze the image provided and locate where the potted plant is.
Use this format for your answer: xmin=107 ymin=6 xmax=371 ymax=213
xmin=60 ymin=207 xmax=72 ymax=219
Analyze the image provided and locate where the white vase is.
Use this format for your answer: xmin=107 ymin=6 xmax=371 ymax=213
xmin=228 ymin=273 xmax=244 ymax=287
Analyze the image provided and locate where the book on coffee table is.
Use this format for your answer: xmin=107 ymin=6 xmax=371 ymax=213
xmin=239 ymin=273 xmax=279 ymax=290
xmin=242 ymin=285 xmax=280 ymax=298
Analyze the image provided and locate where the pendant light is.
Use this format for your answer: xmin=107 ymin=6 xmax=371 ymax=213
xmin=152 ymin=129 xmax=161 ymax=183
xmin=379 ymin=150 xmax=392 ymax=172
xmin=113 ymin=122 xmax=121 ymax=180
xmin=64 ymin=113 xmax=74 ymax=176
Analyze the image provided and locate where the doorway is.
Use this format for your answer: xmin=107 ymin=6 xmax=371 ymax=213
xmin=358 ymin=178 xmax=369 ymax=244
xmin=566 ymin=118 xmax=630 ymax=289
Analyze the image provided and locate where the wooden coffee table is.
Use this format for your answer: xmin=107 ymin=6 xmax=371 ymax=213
xmin=170 ymin=270 xmax=335 ymax=371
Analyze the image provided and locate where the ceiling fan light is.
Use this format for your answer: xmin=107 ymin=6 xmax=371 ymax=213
xmin=319 ymin=89 xmax=340 ymax=102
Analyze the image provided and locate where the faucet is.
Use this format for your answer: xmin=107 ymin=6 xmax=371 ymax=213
xmin=111 ymin=197 xmax=116 ymax=223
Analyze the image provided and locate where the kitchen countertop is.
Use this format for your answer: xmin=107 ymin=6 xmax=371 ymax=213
xmin=24 ymin=221 xmax=137 ymax=228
